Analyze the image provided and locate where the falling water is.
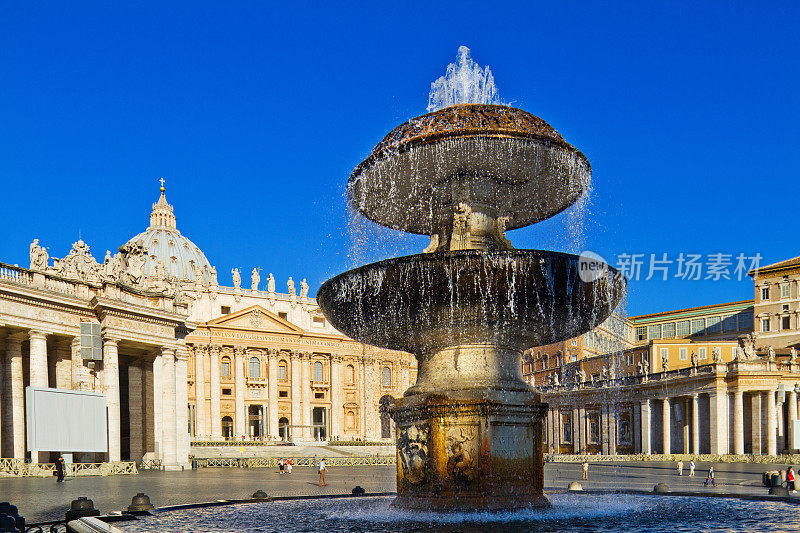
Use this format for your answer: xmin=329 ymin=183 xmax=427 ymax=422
xmin=427 ymin=46 xmax=502 ymax=112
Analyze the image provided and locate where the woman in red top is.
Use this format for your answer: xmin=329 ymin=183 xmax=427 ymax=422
xmin=787 ymin=467 xmax=796 ymax=492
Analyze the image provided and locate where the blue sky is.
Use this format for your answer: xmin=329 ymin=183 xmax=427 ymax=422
xmin=1 ymin=2 xmax=798 ymax=316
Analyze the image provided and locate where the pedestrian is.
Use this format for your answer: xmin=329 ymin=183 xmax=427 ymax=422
xmin=582 ymin=461 xmax=589 ymax=480
xmin=677 ymin=460 xmax=684 ymax=476
xmin=319 ymin=457 xmax=328 ymax=486
xmin=689 ymin=460 xmax=695 ymax=477
xmin=55 ymin=455 xmax=65 ymax=483
xmin=787 ymin=466 xmax=796 ymax=493
xmin=704 ymin=466 xmax=716 ymax=487
xmin=286 ymin=458 xmax=292 ymax=474
xmin=278 ymin=458 xmax=284 ymax=475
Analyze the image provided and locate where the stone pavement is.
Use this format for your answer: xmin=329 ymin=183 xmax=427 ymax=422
xmin=0 ymin=461 xmax=793 ymax=523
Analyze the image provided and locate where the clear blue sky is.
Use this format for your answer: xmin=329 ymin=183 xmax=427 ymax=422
xmin=1 ymin=2 xmax=797 ymax=316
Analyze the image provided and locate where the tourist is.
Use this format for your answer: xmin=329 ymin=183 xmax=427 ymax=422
xmin=319 ymin=457 xmax=328 ymax=486
xmin=582 ymin=461 xmax=589 ymax=480
xmin=787 ymin=466 xmax=796 ymax=493
xmin=704 ymin=466 xmax=716 ymax=487
xmin=689 ymin=460 xmax=696 ymax=477
xmin=278 ymin=458 xmax=284 ymax=475
xmin=55 ymin=455 xmax=65 ymax=483
xmin=286 ymin=458 xmax=293 ymax=474
xmin=677 ymin=460 xmax=684 ymax=476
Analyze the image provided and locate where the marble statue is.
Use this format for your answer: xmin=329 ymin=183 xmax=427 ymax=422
xmin=209 ymin=266 xmax=218 ymax=286
xmin=300 ymin=278 xmax=309 ymax=300
xmin=712 ymin=346 xmax=722 ymax=363
xmin=578 ymin=368 xmax=586 ymax=383
xmin=29 ymin=239 xmax=49 ymax=270
xmin=661 ymin=353 xmax=669 ymax=372
xmin=767 ymin=345 xmax=776 ymax=362
xmin=287 ymin=277 xmax=296 ymax=297
xmin=691 ymin=351 xmax=699 ymax=368
xmin=642 ymin=358 xmax=649 ymax=375
xmin=251 ymin=268 xmax=261 ymax=291
xmin=267 ymin=273 xmax=275 ymax=293
xmin=609 ymin=365 xmax=616 ymax=381
xmin=231 ymin=268 xmax=241 ymax=289
xmin=791 ymin=347 xmax=798 ymax=363
xmin=739 ymin=333 xmax=758 ymax=360
xmin=637 ymin=362 xmax=643 ymax=375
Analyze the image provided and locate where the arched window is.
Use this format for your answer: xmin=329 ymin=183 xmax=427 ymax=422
xmin=249 ymin=357 xmax=260 ymax=378
xmin=221 ymin=416 xmax=234 ymax=440
xmin=314 ymin=361 xmax=323 ymax=382
xmin=382 ymin=366 xmax=391 ymax=387
xmin=345 ymin=364 xmax=355 ymax=385
xmin=278 ymin=416 xmax=289 ymax=440
xmin=345 ymin=410 xmax=356 ymax=430
xmin=278 ymin=361 xmax=287 ymax=381
xmin=221 ymin=357 xmax=231 ymax=378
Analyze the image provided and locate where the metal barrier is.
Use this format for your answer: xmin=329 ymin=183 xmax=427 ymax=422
xmin=0 ymin=459 xmax=137 ymax=477
xmin=138 ymin=459 xmax=164 ymax=470
xmin=193 ymin=455 xmax=396 ymax=468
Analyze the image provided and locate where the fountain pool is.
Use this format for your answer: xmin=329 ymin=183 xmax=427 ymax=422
xmin=119 ymin=493 xmax=800 ymax=533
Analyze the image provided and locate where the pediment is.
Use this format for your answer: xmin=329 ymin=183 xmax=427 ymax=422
xmin=206 ymin=305 xmax=304 ymax=333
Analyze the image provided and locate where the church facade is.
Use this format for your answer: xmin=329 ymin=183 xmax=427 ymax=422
xmin=0 ymin=184 xmax=414 ymax=469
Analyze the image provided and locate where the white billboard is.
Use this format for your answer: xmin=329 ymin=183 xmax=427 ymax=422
xmin=25 ymin=387 xmax=108 ymax=453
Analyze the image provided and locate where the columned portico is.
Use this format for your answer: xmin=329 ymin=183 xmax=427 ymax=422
xmin=734 ymin=390 xmax=745 ymax=455
xmin=751 ymin=392 xmax=762 ymax=454
xmin=161 ymin=346 xmax=178 ymax=469
xmin=640 ymin=400 xmax=651 ymax=454
xmin=691 ymin=394 xmax=700 ymax=454
xmin=662 ymin=397 xmax=670 ymax=454
xmin=766 ymin=390 xmax=777 ymax=456
xmin=2 ymin=334 xmax=25 ymax=459
xmin=175 ymin=348 xmax=189 ymax=467
xmin=193 ymin=345 xmax=207 ymax=438
xmin=209 ymin=346 xmax=222 ymax=439
xmin=28 ymin=330 xmax=48 ymax=388
xmin=788 ymin=389 xmax=797 ymax=451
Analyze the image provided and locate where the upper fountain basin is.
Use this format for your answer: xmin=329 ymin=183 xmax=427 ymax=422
xmin=317 ymin=250 xmax=624 ymax=355
xmin=348 ymin=104 xmax=591 ymax=235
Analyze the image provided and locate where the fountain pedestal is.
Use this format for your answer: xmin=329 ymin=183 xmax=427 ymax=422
xmin=392 ymin=387 xmax=548 ymax=511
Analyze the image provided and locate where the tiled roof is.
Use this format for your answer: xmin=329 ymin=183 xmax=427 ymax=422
xmin=751 ymin=255 xmax=800 ymax=275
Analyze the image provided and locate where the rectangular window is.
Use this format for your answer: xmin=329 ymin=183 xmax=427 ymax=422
xmin=660 ymin=347 xmax=668 ymax=366
xmin=312 ymin=316 xmax=326 ymax=327
xmin=679 ymin=347 xmax=688 ymax=360
xmin=691 ymin=318 xmax=705 ymax=335
xmin=278 ymin=312 xmax=288 ymax=320
xmin=221 ymin=306 xmax=231 ymax=314
xmin=739 ymin=313 xmax=753 ymax=330
xmin=762 ymin=287 xmax=770 ymax=301
xmin=222 ymin=388 xmax=232 ymax=396
xmin=707 ymin=316 xmax=722 ymax=333
xmin=80 ymin=322 xmax=102 ymax=361
xmin=722 ymin=315 xmax=737 ymax=331
xmin=278 ymin=365 xmax=287 ymax=381
xmin=571 ymin=352 xmax=578 ymax=363
xmin=783 ymin=316 xmax=791 ymax=330
xmin=588 ymin=413 xmax=600 ymax=444
xmin=648 ymin=324 xmax=662 ymax=340
xmin=676 ymin=320 xmax=690 ymax=337
xmin=762 ymin=318 xmax=770 ymax=332
xmin=279 ymin=390 xmax=288 ymax=398
xmin=636 ymin=326 xmax=647 ymax=342
xmin=314 ymin=392 xmax=324 ymax=399
xmin=221 ymin=360 xmax=230 ymax=378
xmin=699 ymin=347 xmax=707 ymax=360
xmin=781 ymin=284 xmax=790 ymax=298
xmin=662 ymin=323 xmax=676 ymax=339
xmin=783 ymin=304 xmax=790 ymax=312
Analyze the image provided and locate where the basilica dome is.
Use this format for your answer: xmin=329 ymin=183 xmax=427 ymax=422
xmin=122 ymin=183 xmax=214 ymax=284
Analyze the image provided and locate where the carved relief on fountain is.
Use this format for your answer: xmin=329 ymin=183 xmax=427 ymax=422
xmin=397 ymin=423 xmax=429 ymax=486
xmin=445 ymin=425 xmax=477 ymax=486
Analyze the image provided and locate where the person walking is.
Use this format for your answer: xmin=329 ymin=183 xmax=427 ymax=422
xmin=704 ymin=466 xmax=716 ymax=487
xmin=677 ymin=460 xmax=684 ymax=476
xmin=55 ymin=455 xmax=65 ymax=483
xmin=582 ymin=461 xmax=589 ymax=480
xmin=318 ymin=458 xmax=328 ymax=486
xmin=286 ymin=458 xmax=292 ymax=474
xmin=278 ymin=458 xmax=284 ymax=475
xmin=689 ymin=460 xmax=696 ymax=477
xmin=787 ymin=466 xmax=796 ymax=493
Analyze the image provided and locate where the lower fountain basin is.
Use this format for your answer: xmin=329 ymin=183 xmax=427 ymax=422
xmin=317 ymin=249 xmax=624 ymax=355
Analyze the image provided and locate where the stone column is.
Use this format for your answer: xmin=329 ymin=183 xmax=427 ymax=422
xmin=788 ymin=390 xmax=798 ymax=451
xmin=608 ymin=406 xmax=617 ymax=455
xmin=662 ymin=398 xmax=671 ymax=455
xmin=193 ymin=345 xmax=207 ymax=439
xmin=103 ymin=337 xmax=121 ymax=462
xmin=709 ymin=390 xmax=729 ymax=455
xmin=28 ymin=330 xmax=49 ymax=388
xmin=209 ymin=346 xmax=222 ymax=439
xmin=2 ymin=334 xmax=25 ymax=459
xmin=691 ymin=394 xmax=700 ymax=454
xmin=641 ymin=400 xmax=651 ymax=454
xmin=633 ymin=402 xmax=642 ymax=454
xmin=751 ymin=392 xmax=762 ymax=455
xmin=733 ymin=390 xmax=745 ymax=455
xmin=234 ymin=347 xmax=246 ymax=439
xmin=767 ymin=390 xmax=777 ymax=456
xmin=161 ymin=347 xmax=177 ymax=469
xmin=601 ymin=406 xmax=609 ymax=455
xmin=152 ymin=353 xmax=162 ymax=460
xmin=175 ymin=347 xmax=189 ymax=466
xmin=290 ymin=352 xmax=302 ymax=440
xmin=330 ymin=355 xmax=343 ymax=439
xmin=128 ymin=360 xmax=143 ymax=462
xmin=578 ymin=407 xmax=587 ymax=453
xmin=777 ymin=396 xmax=785 ymax=452
xmin=300 ymin=353 xmax=311 ymax=439
xmin=572 ymin=407 xmax=580 ymax=454
xmin=363 ymin=356 xmax=378 ymax=440
xmin=70 ymin=336 xmax=82 ymax=390
xmin=144 ymin=355 xmax=155 ymax=456
xmin=267 ymin=349 xmax=278 ymax=439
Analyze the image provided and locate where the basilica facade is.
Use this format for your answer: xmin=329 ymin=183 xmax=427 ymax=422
xmin=0 ymin=184 xmax=414 ymax=469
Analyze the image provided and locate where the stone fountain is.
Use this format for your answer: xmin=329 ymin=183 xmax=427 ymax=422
xmin=318 ymin=49 xmax=624 ymax=512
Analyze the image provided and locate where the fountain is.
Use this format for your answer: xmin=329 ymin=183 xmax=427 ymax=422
xmin=317 ymin=47 xmax=625 ymax=511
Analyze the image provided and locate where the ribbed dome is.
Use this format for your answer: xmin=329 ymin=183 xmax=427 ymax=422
xmin=122 ymin=182 xmax=213 ymax=284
